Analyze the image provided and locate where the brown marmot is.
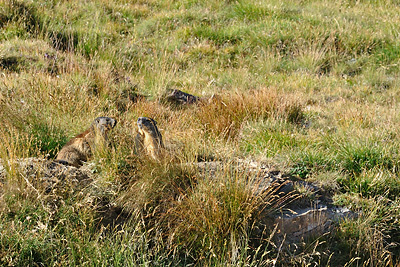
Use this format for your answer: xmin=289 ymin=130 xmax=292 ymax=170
xmin=135 ymin=117 xmax=164 ymax=160
xmin=56 ymin=116 xmax=117 ymax=167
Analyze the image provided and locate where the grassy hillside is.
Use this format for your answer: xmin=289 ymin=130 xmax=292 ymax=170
xmin=1 ymin=0 xmax=400 ymax=265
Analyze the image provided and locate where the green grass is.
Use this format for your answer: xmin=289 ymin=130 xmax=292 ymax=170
xmin=1 ymin=0 xmax=400 ymax=265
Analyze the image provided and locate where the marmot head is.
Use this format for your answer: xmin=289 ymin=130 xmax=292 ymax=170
xmin=93 ymin=116 xmax=117 ymax=138
xmin=137 ymin=117 xmax=161 ymax=138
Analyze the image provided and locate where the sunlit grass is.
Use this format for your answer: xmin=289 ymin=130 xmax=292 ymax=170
xmin=0 ymin=0 xmax=400 ymax=265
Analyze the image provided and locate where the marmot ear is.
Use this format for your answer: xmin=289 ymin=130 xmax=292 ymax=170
xmin=108 ymin=117 xmax=116 ymax=127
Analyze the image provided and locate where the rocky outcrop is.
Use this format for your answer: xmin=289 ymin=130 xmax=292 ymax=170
xmin=0 ymin=158 xmax=93 ymax=193
xmin=191 ymin=159 xmax=356 ymax=243
xmin=161 ymin=89 xmax=200 ymax=106
xmin=1 ymin=157 xmax=356 ymax=243
xmin=0 ymin=158 xmax=128 ymax=230
xmin=262 ymin=205 xmax=355 ymax=243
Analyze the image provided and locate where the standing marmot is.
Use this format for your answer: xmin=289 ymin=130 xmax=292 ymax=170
xmin=135 ymin=117 xmax=164 ymax=160
xmin=56 ymin=116 xmax=117 ymax=167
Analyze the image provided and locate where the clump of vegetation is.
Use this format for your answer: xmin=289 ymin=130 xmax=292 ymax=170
xmin=1 ymin=0 xmax=400 ymax=265
xmin=195 ymin=90 xmax=304 ymax=139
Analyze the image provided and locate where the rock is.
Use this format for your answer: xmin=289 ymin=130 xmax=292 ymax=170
xmin=189 ymin=159 xmax=356 ymax=243
xmin=162 ymin=89 xmax=200 ymax=106
xmin=0 ymin=158 xmax=93 ymax=193
xmin=190 ymin=159 xmax=294 ymax=196
xmin=0 ymin=157 xmax=129 ymax=230
xmin=262 ymin=205 xmax=355 ymax=243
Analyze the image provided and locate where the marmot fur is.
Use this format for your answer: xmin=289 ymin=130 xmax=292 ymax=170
xmin=135 ymin=117 xmax=164 ymax=160
xmin=56 ymin=117 xmax=117 ymax=167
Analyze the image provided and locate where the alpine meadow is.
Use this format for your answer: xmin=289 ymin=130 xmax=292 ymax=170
xmin=1 ymin=0 xmax=400 ymax=266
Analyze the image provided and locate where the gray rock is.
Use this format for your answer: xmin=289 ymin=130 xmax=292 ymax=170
xmin=0 ymin=158 xmax=93 ymax=193
xmin=190 ymin=159 xmax=356 ymax=243
xmin=263 ymin=205 xmax=355 ymax=243
xmin=162 ymin=89 xmax=200 ymax=106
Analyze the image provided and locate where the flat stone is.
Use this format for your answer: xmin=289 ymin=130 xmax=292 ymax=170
xmin=266 ymin=205 xmax=355 ymax=242
xmin=0 ymin=158 xmax=93 ymax=193
xmin=190 ymin=159 xmax=356 ymax=243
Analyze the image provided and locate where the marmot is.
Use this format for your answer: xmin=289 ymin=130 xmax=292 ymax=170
xmin=56 ymin=116 xmax=117 ymax=167
xmin=135 ymin=117 xmax=164 ymax=160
